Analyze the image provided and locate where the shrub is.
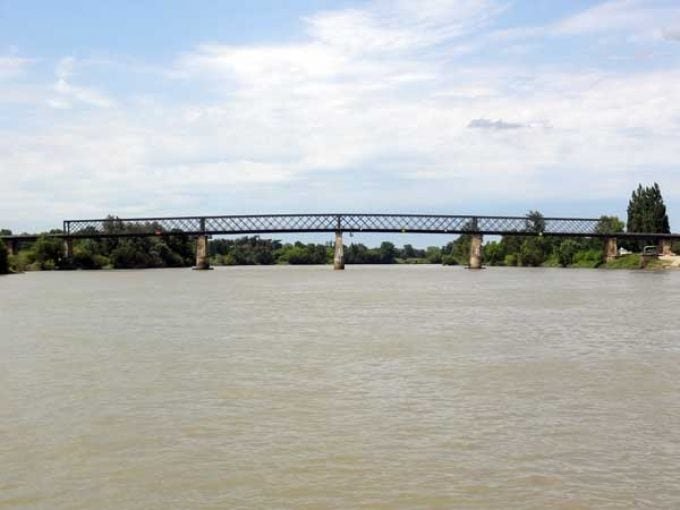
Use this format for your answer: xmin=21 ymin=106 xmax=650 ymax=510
xmin=571 ymin=249 xmax=603 ymax=268
xmin=441 ymin=254 xmax=458 ymax=266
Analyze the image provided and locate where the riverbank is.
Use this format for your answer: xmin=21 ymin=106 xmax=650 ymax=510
xmin=4 ymin=255 xmax=680 ymax=273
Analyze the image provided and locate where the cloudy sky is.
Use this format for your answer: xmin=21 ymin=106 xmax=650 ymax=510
xmin=1 ymin=0 xmax=680 ymax=234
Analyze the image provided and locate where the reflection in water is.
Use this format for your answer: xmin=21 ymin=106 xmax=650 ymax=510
xmin=1 ymin=266 xmax=680 ymax=508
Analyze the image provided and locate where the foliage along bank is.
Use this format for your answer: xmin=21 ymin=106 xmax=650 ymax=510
xmin=1 ymin=183 xmax=676 ymax=272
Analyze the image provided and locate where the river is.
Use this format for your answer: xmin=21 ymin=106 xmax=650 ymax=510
xmin=2 ymin=266 xmax=680 ymax=509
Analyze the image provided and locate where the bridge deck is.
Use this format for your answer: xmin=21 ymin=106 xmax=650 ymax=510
xmin=2 ymin=214 xmax=680 ymax=240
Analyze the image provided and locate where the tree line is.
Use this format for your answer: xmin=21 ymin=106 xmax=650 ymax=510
xmin=0 ymin=183 xmax=674 ymax=273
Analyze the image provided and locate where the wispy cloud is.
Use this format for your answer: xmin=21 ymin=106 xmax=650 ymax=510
xmin=2 ymin=1 xmax=680 ymax=231
xmin=468 ymin=118 xmax=524 ymax=130
xmin=48 ymin=57 xmax=115 ymax=109
xmin=663 ymin=27 xmax=680 ymax=41
xmin=554 ymin=0 xmax=680 ymax=37
xmin=0 ymin=55 xmax=34 ymax=80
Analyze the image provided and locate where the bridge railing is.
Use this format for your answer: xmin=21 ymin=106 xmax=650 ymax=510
xmin=62 ymin=214 xmax=603 ymax=237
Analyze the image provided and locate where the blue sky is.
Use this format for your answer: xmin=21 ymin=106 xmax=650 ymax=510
xmin=1 ymin=0 xmax=680 ymax=239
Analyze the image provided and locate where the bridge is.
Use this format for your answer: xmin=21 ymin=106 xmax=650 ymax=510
xmin=2 ymin=213 xmax=679 ymax=270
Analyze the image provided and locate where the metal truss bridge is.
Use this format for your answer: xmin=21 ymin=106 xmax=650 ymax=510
xmin=55 ymin=213 xmax=679 ymax=240
xmin=3 ymin=213 xmax=678 ymax=270
xmin=2 ymin=213 xmax=679 ymax=241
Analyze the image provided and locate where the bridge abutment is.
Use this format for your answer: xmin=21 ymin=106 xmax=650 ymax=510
xmin=604 ymin=237 xmax=618 ymax=262
xmin=658 ymin=238 xmax=674 ymax=256
xmin=194 ymin=235 xmax=211 ymax=270
xmin=468 ymin=234 xmax=483 ymax=269
xmin=334 ymin=230 xmax=345 ymax=270
xmin=62 ymin=238 xmax=73 ymax=260
xmin=6 ymin=239 xmax=18 ymax=257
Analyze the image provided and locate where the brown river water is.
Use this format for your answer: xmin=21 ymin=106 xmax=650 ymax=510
xmin=1 ymin=265 xmax=680 ymax=509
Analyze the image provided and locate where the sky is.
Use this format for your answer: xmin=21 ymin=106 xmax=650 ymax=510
xmin=1 ymin=0 xmax=680 ymax=240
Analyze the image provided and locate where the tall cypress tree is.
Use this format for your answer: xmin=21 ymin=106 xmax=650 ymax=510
xmin=627 ymin=182 xmax=670 ymax=234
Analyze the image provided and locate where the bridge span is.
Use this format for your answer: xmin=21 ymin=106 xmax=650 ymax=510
xmin=2 ymin=213 xmax=679 ymax=270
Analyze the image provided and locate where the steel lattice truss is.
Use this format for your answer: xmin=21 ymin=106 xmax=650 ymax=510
xmin=63 ymin=213 xmax=612 ymax=238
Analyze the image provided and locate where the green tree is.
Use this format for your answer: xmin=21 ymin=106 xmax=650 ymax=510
xmin=557 ymin=239 xmax=579 ymax=267
xmin=446 ymin=235 xmax=472 ymax=265
xmin=32 ymin=236 xmax=64 ymax=269
xmin=596 ymin=215 xmax=625 ymax=235
xmin=518 ymin=237 xmax=546 ymax=266
xmin=627 ymin=183 xmax=670 ymax=234
xmin=401 ymin=244 xmax=416 ymax=259
xmin=424 ymin=246 xmax=442 ymax=264
xmin=483 ymin=241 xmax=505 ymax=266
xmin=378 ymin=242 xmax=397 ymax=264
xmin=525 ymin=210 xmax=546 ymax=234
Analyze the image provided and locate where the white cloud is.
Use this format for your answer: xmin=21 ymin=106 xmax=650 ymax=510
xmin=0 ymin=55 xmax=33 ymax=80
xmin=2 ymin=1 xmax=680 ymax=231
xmin=48 ymin=57 xmax=116 ymax=109
xmin=554 ymin=0 xmax=680 ymax=39
xmin=305 ymin=0 xmax=502 ymax=54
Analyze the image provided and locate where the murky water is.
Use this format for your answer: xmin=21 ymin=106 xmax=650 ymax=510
xmin=2 ymin=266 xmax=680 ymax=509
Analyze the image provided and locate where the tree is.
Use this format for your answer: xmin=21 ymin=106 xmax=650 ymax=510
xmin=402 ymin=244 xmax=416 ymax=259
xmin=557 ymin=239 xmax=579 ymax=267
xmin=483 ymin=241 xmax=505 ymax=266
xmin=446 ymin=235 xmax=472 ymax=264
xmin=627 ymin=183 xmax=670 ymax=234
xmin=32 ymin=236 xmax=64 ymax=269
xmin=377 ymin=242 xmax=397 ymax=264
xmin=525 ymin=210 xmax=546 ymax=234
xmin=519 ymin=237 xmax=546 ymax=266
xmin=424 ymin=246 xmax=442 ymax=264
xmin=595 ymin=215 xmax=624 ymax=235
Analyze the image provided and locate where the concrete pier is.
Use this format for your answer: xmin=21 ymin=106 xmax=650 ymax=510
xmin=468 ymin=234 xmax=483 ymax=269
xmin=194 ymin=235 xmax=211 ymax=270
xmin=659 ymin=238 xmax=674 ymax=256
xmin=6 ymin=239 xmax=18 ymax=257
xmin=333 ymin=230 xmax=345 ymax=270
xmin=604 ymin=237 xmax=618 ymax=262
xmin=62 ymin=238 xmax=73 ymax=259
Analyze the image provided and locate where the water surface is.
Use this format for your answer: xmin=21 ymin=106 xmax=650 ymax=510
xmin=2 ymin=266 xmax=680 ymax=509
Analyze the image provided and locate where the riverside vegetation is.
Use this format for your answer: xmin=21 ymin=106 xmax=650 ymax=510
xmin=2 ymin=183 xmax=676 ymax=273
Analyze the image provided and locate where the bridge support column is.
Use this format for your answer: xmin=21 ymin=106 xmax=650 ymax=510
xmin=333 ymin=230 xmax=344 ymax=270
xmin=62 ymin=238 xmax=73 ymax=259
xmin=658 ymin=239 xmax=674 ymax=256
xmin=468 ymin=234 xmax=483 ymax=269
xmin=6 ymin=239 xmax=18 ymax=257
xmin=194 ymin=235 xmax=211 ymax=270
xmin=604 ymin=237 xmax=618 ymax=262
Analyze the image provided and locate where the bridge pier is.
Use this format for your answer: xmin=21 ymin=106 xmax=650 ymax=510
xmin=468 ymin=234 xmax=483 ymax=269
xmin=6 ymin=239 xmax=18 ymax=257
xmin=194 ymin=235 xmax=211 ymax=270
xmin=333 ymin=230 xmax=344 ymax=270
xmin=604 ymin=237 xmax=618 ymax=262
xmin=62 ymin=238 xmax=73 ymax=260
xmin=658 ymin=238 xmax=674 ymax=256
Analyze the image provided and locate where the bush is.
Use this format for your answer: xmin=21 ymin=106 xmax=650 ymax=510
xmin=425 ymin=246 xmax=442 ymax=264
xmin=518 ymin=238 xmax=546 ymax=267
xmin=571 ymin=249 xmax=603 ymax=268
xmin=441 ymin=254 xmax=458 ymax=266
xmin=9 ymin=250 xmax=34 ymax=272
xmin=557 ymin=239 xmax=579 ymax=267
xmin=483 ymin=241 xmax=505 ymax=266
xmin=604 ymin=254 xmax=641 ymax=269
